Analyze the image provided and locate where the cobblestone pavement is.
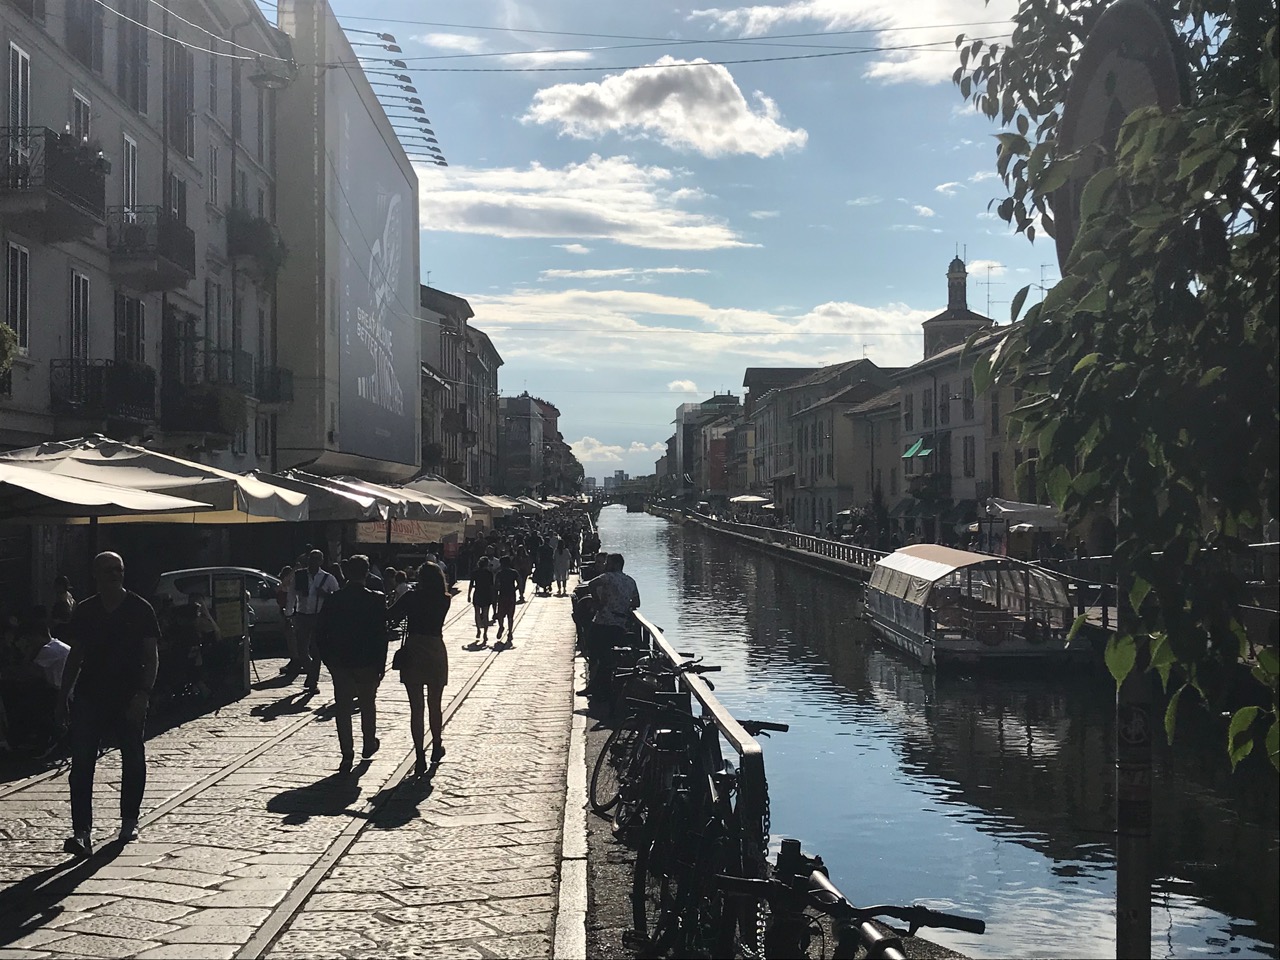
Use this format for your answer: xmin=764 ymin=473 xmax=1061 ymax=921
xmin=0 ymin=588 xmax=579 ymax=960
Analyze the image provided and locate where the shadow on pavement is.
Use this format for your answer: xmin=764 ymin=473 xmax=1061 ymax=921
xmin=0 ymin=843 xmax=124 ymax=946
xmin=266 ymin=765 xmax=370 ymax=824
xmin=368 ymin=769 xmax=437 ymax=830
xmin=250 ymin=690 xmax=316 ymax=723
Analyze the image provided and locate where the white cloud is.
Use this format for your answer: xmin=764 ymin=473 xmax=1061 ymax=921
xmin=847 ymin=195 xmax=881 ymax=206
xmin=462 ymin=286 xmax=934 ymax=370
xmin=890 ymin=223 xmax=942 ymax=233
xmin=571 ymin=436 xmax=625 ymax=463
xmin=913 ymin=205 xmax=936 ymax=217
xmin=415 ymin=155 xmax=756 ymax=251
xmin=668 ymin=379 xmax=700 ymax=392
xmin=500 ymin=50 xmax=595 ymax=66
xmin=540 ymin=266 xmax=711 ymax=280
xmin=749 ymin=210 xmax=781 ymax=219
xmin=556 ymin=243 xmax=592 ymax=254
xmin=934 ymin=182 xmax=961 ymax=196
xmin=415 ymin=33 xmax=488 ymax=53
xmin=970 ymin=170 xmax=1000 ymax=183
xmin=523 ymin=58 xmax=807 ymax=159
xmin=688 ymin=0 xmax=1018 ymax=84
xmin=967 ymin=258 xmax=1006 ymax=277
xmin=629 ymin=441 xmax=667 ymax=455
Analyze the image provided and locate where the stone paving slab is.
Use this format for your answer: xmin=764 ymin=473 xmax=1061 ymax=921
xmin=0 ymin=588 xmax=579 ymax=960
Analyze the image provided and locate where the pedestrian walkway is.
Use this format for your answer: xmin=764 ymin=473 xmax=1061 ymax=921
xmin=0 ymin=588 xmax=580 ymax=959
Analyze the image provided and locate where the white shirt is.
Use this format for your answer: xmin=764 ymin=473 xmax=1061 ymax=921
xmin=288 ymin=568 xmax=339 ymax=615
xmin=34 ymin=639 xmax=71 ymax=689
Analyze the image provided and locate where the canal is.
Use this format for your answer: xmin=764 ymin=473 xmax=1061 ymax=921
xmin=595 ymin=506 xmax=1279 ymax=960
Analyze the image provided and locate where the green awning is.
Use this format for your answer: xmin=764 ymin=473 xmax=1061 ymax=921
xmin=901 ymin=439 xmax=923 ymax=459
xmin=916 ymin=445 xmax=934 ymax=458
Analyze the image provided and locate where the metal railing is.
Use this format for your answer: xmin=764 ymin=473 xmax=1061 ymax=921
xmin=631 ymin=610 xmax=772 ymax=886
xmin=106 ymin=206 xmax=196 ymax=276
xmin=205 ymin=348 xmax=255 ymax=394
xmin=0 ymin=127 xmax=106 ymax=220
xmin=255 ymin=365 xmax=294 ymax=403
xmin=49 ymin=358 xmax=157 ymax=422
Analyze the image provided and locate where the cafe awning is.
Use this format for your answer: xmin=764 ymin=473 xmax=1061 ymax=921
xmin=0 ymin=462 xmax=215 ymax=521
xmin=901 ymin=439 xmax=924 ymax=459
xmin=0 ymin=436 xmax=307 ymax=523
xmin=260 ymin=471 xmax=387 ymax=522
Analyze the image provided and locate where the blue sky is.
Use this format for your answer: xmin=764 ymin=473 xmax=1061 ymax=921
xmin=318 ymin=0 xmax=1050 ymax=480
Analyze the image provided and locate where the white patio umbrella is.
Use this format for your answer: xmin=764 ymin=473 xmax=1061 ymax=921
xmin=0 ymin=462 xmax=214 ymax=521
xmin=0 ymin=436 xmax=307 ymax=523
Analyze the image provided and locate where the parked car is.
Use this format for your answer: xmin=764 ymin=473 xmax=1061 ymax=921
xmin=152 ymin=567 xmax=284 ymax=641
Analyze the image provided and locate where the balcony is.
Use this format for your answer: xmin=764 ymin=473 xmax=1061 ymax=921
xmin=908 ymin=472 xmax=953 ymax=501
xmin=255 ymin=365 xmax=294 ymax=406
xmin=161 ymin=381 xmax=246 ymax=437
xmin=49 ymin=359 xmax=157 ymax=423
xmin=0 ymin=128 xmax=107 ymax=240
xmin=107 ymin=207 xmax=196 ymax=292
xmin=226 ymin=208 xmax=287 ymax=281
xmin=6 ymin=0 xmax=46 ymax=20
xmin=205 ymin=348 xmax=256 ymax=395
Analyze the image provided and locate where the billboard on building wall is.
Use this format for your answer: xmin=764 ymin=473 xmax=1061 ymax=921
xmin=331 ymin=61 xmax=418 ymax=467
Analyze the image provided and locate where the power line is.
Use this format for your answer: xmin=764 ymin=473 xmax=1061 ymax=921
xmin=83 ymin=0 xmax=270 ymax=60
xmin=143 ymin=0 xmax=289 ymax=62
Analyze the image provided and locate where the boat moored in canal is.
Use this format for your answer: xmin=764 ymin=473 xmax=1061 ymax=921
xmin=865 ymin=544 xmax=1084 ymax=667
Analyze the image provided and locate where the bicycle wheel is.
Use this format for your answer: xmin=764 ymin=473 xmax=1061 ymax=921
xmin=632 ymin=807 xmax=676 ymax=955
xmin=590 ymin=725 xmax=635 ymax=814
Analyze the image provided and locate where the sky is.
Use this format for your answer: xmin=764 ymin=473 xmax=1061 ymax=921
xmin=309 ymin=0 xmax=1054 ymax=481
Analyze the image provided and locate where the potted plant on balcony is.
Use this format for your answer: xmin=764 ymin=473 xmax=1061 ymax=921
xmin=226 ymin=207 xmax=287 ymax=282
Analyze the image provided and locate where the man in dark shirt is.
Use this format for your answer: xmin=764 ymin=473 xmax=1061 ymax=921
xmin=494 ymin=555 xmax=520 ymax=648
xmin=316 ymin=555 xmax=389 ymax=771
xmin=56 ymin=551 xmax=161 ymax=856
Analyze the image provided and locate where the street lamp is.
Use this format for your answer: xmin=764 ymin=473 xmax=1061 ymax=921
xmin=345 ymin=29 xmax=398 ymax=43
xmin=364 ymin=71 xmax=414 ymax=83
xmin=359 ymin=57 xmax=408 ymax=69
xmin=349 ymin=41 xmax=403 ymax=54
xmin=370 ymin=81 xmax=419 ymax=94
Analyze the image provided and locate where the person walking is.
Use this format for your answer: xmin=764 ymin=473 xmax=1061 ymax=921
xmin=50 ymin=575 xmax=76 ymax=640
xmin=316 ymin=556 xmax=389 ymax=772
xmin=494 ymin=556 xmax=519 ymax=647
xmin=533 ymin=538 xmax=555 ymax=597
xmin=513 ymin=546 xmax=533 ymax=603
xmin=56 ymin=552 xmax=162 ymax=855
xmin=553 ymin=542 xmax=572 ymax=597
xmin=275 ymin=565 xmax=298 ymax=675
xmin=289 ymin=550 xmax=339 ymax=694
xmin=579 ymin=553 xmax=640 ymax=697
xmin=467 ymin=551 xmax=496 ymax=645
xmin=388 ymin=563 xmax=452 ymax=775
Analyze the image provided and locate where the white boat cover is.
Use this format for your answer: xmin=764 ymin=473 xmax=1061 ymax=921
xmin=870 ymin=544 xmax=1069 ymax=608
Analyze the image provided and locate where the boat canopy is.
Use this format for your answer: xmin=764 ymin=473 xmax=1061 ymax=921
xmin=869 ymin=544 xmax=1070 ymax=608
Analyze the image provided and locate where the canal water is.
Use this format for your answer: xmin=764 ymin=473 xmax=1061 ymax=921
xmin=595 ymin=506 xmax=1279 ymax=960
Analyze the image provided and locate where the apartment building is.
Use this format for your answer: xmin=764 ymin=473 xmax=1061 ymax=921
xmin=0 ymin=0 xmax=290 ymax=469
xmin=465 ymin=326 xmax=501 ymax=491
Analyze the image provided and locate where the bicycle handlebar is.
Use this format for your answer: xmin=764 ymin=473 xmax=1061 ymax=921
xmin=741 ymin=720 xmax=789 ymax=734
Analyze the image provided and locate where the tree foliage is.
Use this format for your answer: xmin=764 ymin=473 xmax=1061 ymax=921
xmin=956 ymin=0 xmax=1279 ymax=769
xmin=0 ymin=321 xmax=15 ymax=376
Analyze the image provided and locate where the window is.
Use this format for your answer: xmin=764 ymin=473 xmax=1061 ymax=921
xmin=962 ymin=376 xmax=975 ymax=420
xmin=69 ymin=271 xmax=90 ymax=359
xmin=208 ymin=143 xmax=220 ymax=205
xmin=122 ymin=134 xmax=138 ymax=213
xmin=963 ymin=434 xmax=976 ymax=478
xmin=236 ymin=169 xmax=248 ymax=209
xmin=173 ymin=574 xmax=211 ymax=597
xmin=207 ymin=38 xmax=218 ymax=114
xmin=256 ymin=186 xmax=266 ymax=219
xmin=9 ymin=44 xmax=30 ymax=130
xmin=166 ymin=173 xmax=187 ymax=225
xmin=922 ymin=388 xmax=934 ymax=428
xmin=66 ymin=0 xmax=104 ymax=72
xmin=903 ymin=392 xmax=914 ymax=432
xmin=232 ymin=425 xmax=247 ymax=456
xmin=256 ymin=87 xmax=265 ymax=161
xmin=890 ymin=467 xmax=898 ymax=497
xmin=826 ymin=453 xmax=833 ymax=477
xmin=939 ymin=381 xmax=950 ymax=425
xmin=991 ymin=452 xmax=1002 ymax=498
xmin=72 ymin=91 xmax=92 ymax=141
xmin=903 ymin=444 xmax=915 ymax=476
xmin=117 ymin=0 xmax=148 ymax=113
xmin=205 ymin=278 xmax=224 ymax=351
xmin=165 ymin=42 xmax=195 ymax=156
xmin=990 ymin=389 xmax=1001 ymax=437
xmin=6 ymin=243 xmax=30 ymax=353
xmin=231 ymin=71 xmax=241 ymax=139
xmin=1025 ymin=448 xmax=1039 ymax=502
xmin=114 ymin=293 xmax=145 ymax=363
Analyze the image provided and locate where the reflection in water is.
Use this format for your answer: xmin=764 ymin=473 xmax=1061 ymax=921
xmin=598 ymin=507 xmax=1279 ymax=960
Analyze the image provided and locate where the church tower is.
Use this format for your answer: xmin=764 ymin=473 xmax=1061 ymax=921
xmin=921 ymin=256 xmax=993 ymax=359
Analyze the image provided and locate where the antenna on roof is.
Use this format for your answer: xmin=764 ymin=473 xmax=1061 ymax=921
xmin=982 ymin=265 xmax=1005 ymax=319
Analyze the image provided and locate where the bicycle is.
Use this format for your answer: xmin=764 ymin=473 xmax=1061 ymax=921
xmin=718 ymin=838 xmax=985 ymax=959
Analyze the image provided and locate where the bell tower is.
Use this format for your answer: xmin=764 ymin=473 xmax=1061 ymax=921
xmin=947 ymin=255 xmax=968 ymax=310
xmin=921 ymin=256 xmax=992 ymax=359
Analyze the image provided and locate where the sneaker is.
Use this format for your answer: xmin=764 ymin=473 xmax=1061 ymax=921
xmin=119 ymin=820 xmax=139 ymax=843
xmin=63 ymin=833 xmax=92 ymax=858
xmin=362 ymin=737 xmax=380 ymax=759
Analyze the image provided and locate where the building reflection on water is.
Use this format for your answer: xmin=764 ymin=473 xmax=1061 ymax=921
xmin=605 ymin=508 xmax=1278 ymax=959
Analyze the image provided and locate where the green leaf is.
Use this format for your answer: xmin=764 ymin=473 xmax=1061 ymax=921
xmin=1129 ymin=576 xmax=1151 ymax=613
xmin=1228 ymin=706 xmax=1261 ymax=769
xmin=1072 ymin=353 xmax=1101 ymax=374
xmin=1045 ymin=464 xmax=1072 ymax=509
xmin=1037 ymin=159 xmax=1073 ymax=194
xmin=1267 ymin=719 xmax=1279 ymax=772
xmin=1164 ymin=684 xmax=1185 ymax=743
xmin=1079 ymin=167 xmax=1119 ymax=222
xmin=994 ymin=132 xmax=1030 ymax=156
xmin=1076 ymin=282 xmax=1109 ymax=314
xmin=1197 ymin=366 xmax=1226 ymax=387
xmin=1106 ymin=633 xmax=1138 ymax=687
xmin=971 ymin=353 xmax=993 ymax=394
xmin=1257 ymin=646 xmax=1279 ymax=678
xmin=1010 ymin=284 xmax=1030 ymax=323
xmin=1066 ymin=613 xmax=1088 ymax=642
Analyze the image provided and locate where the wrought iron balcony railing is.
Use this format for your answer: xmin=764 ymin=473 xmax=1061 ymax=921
xmin=908 ymin=471 xmax=953 ymax=501
xmin=49 ymin=358 xmax=157 ymax=423
xmin=0 ymin=127 xmax=107 ymax=223
xmin=106 ymin=206 xmax=196 ymax=287
xmin=255 ymin=365 xmax=294 ymax=404
xmin=205 ymin=348 xmax=255 ymax=394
